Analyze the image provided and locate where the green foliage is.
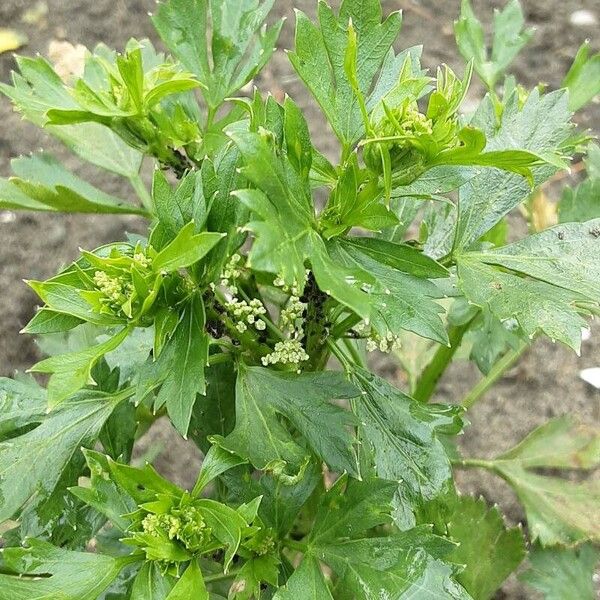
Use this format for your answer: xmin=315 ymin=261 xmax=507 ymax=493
xmin=520 ymin=543 xmax=600 ymax=600
xmin=455 ymin=0 xmax=534 ymax=91
xmin=0 ymin=0 xmax=599 ymax=597
xmin=446 ymin=496 xmax=526 ymax=599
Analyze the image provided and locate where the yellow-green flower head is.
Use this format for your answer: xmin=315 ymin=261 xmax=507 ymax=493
xmin=142 ymin=505 xmax=211 ymax=554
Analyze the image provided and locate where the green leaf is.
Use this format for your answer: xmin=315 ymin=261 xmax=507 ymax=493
xmin=69 ymin=449 xmax=137 ymax=531
xmin=562 ymin=41 xmax=600 ymax=111
xmin=329 ymin=239 xmax=448 ymax=344
xmin=189 ymin=362 xmax=236 ymax=453
xmin=284 ymin=96 xmax=313 ymax=181
xmin=447 ymin=496 xmax=526 ymax=600
xmin=481 ymin=417 xmax=600 ymax=545
xmin=465 ymin=220 xmax=600 ymax=300
xmin=1 ymin=154 xmax=146 ymax=215
xmin=310 ymin=235 xmax=372 ymax=321
xmin=212 ymin=365 xmax=360 ymax=480
xmin=195 ymin=499 xmax=249 ymax=571
xmin=166 ymin=560 xmax=208 ymax=599
xmin=23 ymin=309 xmax=84 ymax=335
xmin=27 ymin=280 xmax=123 ymax=327
xmin=467 ymin=308 xmax=523 ymax=375
xmin=153 ymin=222 xmax=224 ymax=273
xmin=559 ymin=177 xmax=600 ymax=223
xmin=229 ymin=128 xmax=313 ymax=218
xmin=455 ymin=0 xmax=534 ymax=90
xmin=221 ymin=463 xmax=321 ymax=537
xmin=314 ymin=528 xmax=471 ymax=600
xmin=457 ymin=220 xmax=600 ymax=351
xmin=233 ymin=188 xmax=311 ymax=287
xmin=0 ymin=377 xmax=46 ymax=440
xmin=155 ymin=294 xmax=209 ymax=436
xmin=289 ymin=0 xmax=402 ymax=144
xmin=0 ymin=56 xmax=144 ymax=178
xmin=49 ymin=122 xmax=144 ymax=179
xmin=30 ymin=327 xmax=130 ymax=408
xmin=0 ymin=539 xmax=133 ymax=600
xmin=454 ymin=89 xmax=572 ymax=249
xmin=273 ymin=557 xmax=334 ymax=600
xmin=520 ymin=543 xmax=600 ymax=600
xmin=152 ymin=170 xmax=208 ymax=238
xmin=104 ymin=457 xmax=182 ymax=505
xmin=498 ymin=417 xmax=600 ymax=470
xmin=457 ymin=257 xmax=586 ymax=351
xmin=293 ymin=473 xmax=470 ymax=598
xmin=0 ymin=388 xmax=129 ymax=525
xmin=350 ymin=369 xmax=464 ymax=529
xmin=130 ymin=563 xmax=175 ymax=600
xmin=309 ymin=475 xmax=396 ymax=544
xmin=340 ymin=237 xmax=449 ymax=279
xmin=192 ymin=444 xmax=247 ymax=496
xmin=152 ymin=0 xmax=282 ymax=111
xmin=231 ymin=554 xmax=280 ymax=600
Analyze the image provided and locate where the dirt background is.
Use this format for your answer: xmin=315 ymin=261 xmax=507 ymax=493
xmin=1 ymin=1 xmax=599 ymax=598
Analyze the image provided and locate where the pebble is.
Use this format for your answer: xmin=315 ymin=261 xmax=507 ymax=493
xmin=0 ymin=211 xmax=16 ymax=224
xmin=579 ymin=367 xmax=600 ymax=389
xmin=569 ymin=9 xmax=597 ymax=26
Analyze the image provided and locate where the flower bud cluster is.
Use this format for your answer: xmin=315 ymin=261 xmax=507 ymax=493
xmin=85 ymin=243 xmax=157 ymax=321
xmin=93 ymin=270 xmax=133 ymax=314
xmin=227 ymin=298 xmax=268 ymax=333
xmin=261 ymin=339 xmax=309 ymax=366
xmin=261 ymin=276 xmax=309 ymax=367
xmin=141 ymin=505 xmax=210 ymax=554
xmin=354 ymin=322 xmax=401 ymax=354
xmin=220 ymin=254 xmax=268 ymax=334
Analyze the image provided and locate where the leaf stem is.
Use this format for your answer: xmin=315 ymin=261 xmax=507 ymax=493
xmin=413 ymin=316 xmax=476 ymax=402
xmin=208 ymin=352 xmax=233 ymax=366
xmin=204 ymin=568 xmax=242 ymax=583
xmin=129 ymin=172 xmax=153 ymax=214
xmin=461 ymin=341 xmax=529 ymax=410
xmin=331 ymin=313 xmax=361 ymax=338
xmin=342 ymin=338 xmax=366 ymax=368
xmin=327 ymin=339 xmax=353 ymax=372
xmin=452 ymin=457 xmax=496 ymax=470
xmin=284 ymin=538 xmax=309 ymax=552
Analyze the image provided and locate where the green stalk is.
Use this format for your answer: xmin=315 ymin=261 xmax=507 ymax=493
xmin=284 ymin=538 xmax=309 ymax=553
xmin=413 ymin=317 xmax=475 ymax=403
xmin=327 ymin=339 xmax=353 ymax=372
xmin=208 ymin=353 xmax=233 ymax=366
xmin=461 ymin=341 xmax=529 ymax=410
xmin=342 ymin=338 xmax=366 ymax=368
xmin=452 ymin=457 xmax=497 ymax=471
xmin=129 ymin=172 xmax=153 ymax=214
xmin=331 ymin=313 xmax=361 ymax=338
xmin=204 ymin=568 xmax=242 ymax=583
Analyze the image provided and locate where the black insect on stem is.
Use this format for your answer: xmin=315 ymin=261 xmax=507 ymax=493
xmin=302 ymin=271 xmax=331 ymax=370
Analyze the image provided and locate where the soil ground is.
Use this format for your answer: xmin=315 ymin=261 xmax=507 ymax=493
xmin=1 ymin=1 xmax=600 ymax=598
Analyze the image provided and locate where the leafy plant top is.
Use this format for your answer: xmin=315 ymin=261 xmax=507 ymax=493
xmin=1 ymin=0 xmax=600 ymax=598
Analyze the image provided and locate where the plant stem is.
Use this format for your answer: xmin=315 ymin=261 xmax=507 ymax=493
xmin=204 ymin=568 xmax=242 ymax=583
xmin=452 ymin=457 xmax=496 ymax=471
xmin=327 ymin=339 xmax=353 ymax=371
xmin=331 ymin=313 xmax=361 ymax=338
xmin=284 ymin=538 xmax=309 ymax=552
xmin=342 ymin=338 xmax=366 ymax=368
xmin=208 ymin=352 xmax=233 ymax=366
xmin=129 ymin=172 xmax=153 ymax=214
xmin=413 ymin=317 xmax=475 ymax=403
xmin=461 ymin=341 xmax=529 ymax=410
